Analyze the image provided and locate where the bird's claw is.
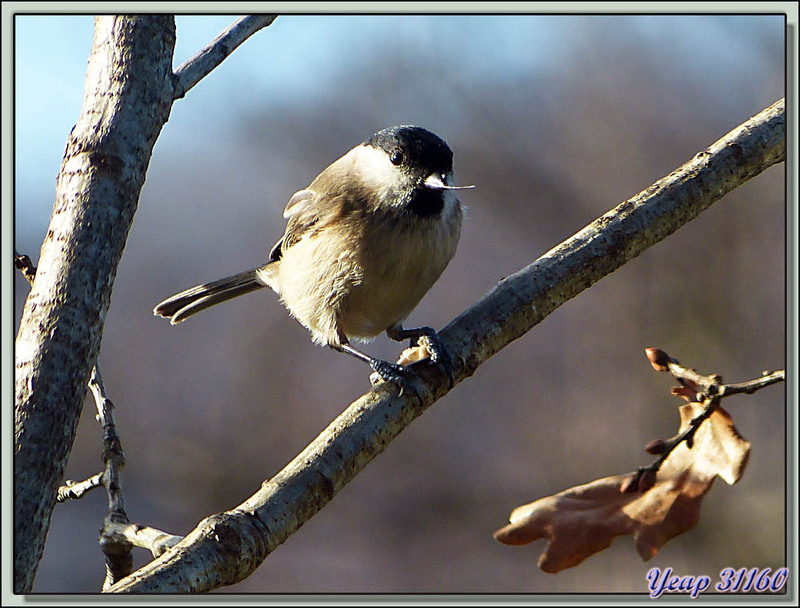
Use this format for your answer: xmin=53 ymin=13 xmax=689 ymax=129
xmin=415 ymin=333 xmax=455 ymax=389
xmin=369 ymin=359 xmax=407 ymax=387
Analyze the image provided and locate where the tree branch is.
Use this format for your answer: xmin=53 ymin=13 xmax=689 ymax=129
xmin=14 ymin=15 xmax=278 ymax=592
xmin=14 ymin=251 xmax=37 ymax=284
xmin=645 ymin=347 xmax=787 ymax=401
xmin=108 ymin=99 xmax=785 ymax=593
xmin=444 ymin=98 xmax=786 ymax=377
xmin=17 ymin=254 xmax=111 ymax=508
xmin=17 ymin=249 xmax=166 ymax=588
xmin=173 ymin=15 xmax=277 ymax=98
xmin=88 ymin=364 xmax=137 ymax=591
xmin=13 ymin=16 xmax=177 ymax=593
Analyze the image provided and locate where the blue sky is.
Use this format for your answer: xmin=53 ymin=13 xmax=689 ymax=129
xmin=15 ymin=15 xmax=566 ymax=188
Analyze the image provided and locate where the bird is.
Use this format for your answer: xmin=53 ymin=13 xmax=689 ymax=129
xmin=153 ymin=125 xmax=472 ymax=385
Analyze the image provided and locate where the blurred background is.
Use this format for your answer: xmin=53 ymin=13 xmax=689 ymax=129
xmin=13 ymin=13 xmax=787 ymax=595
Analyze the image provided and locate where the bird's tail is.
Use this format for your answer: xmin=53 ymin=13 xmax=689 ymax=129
xmin=153 ymin=267 xmax=266 ymax=324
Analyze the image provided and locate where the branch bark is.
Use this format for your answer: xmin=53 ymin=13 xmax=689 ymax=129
xmin=14 ymin=15 xmax=277 ymax=593
xmin=107 ymin=99 xmax=785 ymax=593
xmin=18 ymin=251 xmax=162 ymax=588
xmin=88 ymin=364 xmax=134 ymax=590
xmin=13 ymin=16 xmax=177 ymax=593
xmin=173 ymin=15 xmax=277 ymax=98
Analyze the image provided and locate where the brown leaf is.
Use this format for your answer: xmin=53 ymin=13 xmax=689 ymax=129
xmin=494 ymin=474 xmax=638 ymax=572
xmin=662 ymin=403 xmax=751 ymax=487
xmin=494 ymin=402 xmax=750 ymax=572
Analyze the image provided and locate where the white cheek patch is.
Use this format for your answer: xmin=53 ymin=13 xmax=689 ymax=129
xmin=350 ymin=144 xmax=397 ymax=180
xmin=349 ymin=145 xmax=406 ymax=203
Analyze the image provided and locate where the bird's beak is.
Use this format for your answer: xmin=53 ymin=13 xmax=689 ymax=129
xmin=424 ymin=173 xmax=476 ymax=191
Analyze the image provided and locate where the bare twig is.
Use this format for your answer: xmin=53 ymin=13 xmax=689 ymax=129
xmin=629 ymin=394 xmax=719 ymax=492
xmin=173 ymin=15 xmax=277 ymax=98
xmin=108 ymin=99 xmax=785 ymax=593
xmin=14 ymin=250 xmax=37 ymax=285
xmin=57 ymin=474 xmax=104 ymax=502
xmin=89 ymin=365 xmax=126 ymax=517
xmin=627 ymin=348 xmax=786 ymax=491
xmin=87 ymin=364 xmax=135 ymax=590
xmin=105 ymin=523 xmax=183 ymax=558
xmin=721 ymin=369 xmax=786 ymax=396
xmin=645 ymin=347 xmax=785 ymax=402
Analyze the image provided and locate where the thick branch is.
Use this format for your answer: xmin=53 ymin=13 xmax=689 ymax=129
xmin=173 ymin=15 xmax=277 ymax=98
xmin=14 ymin=15 xmax=277 ymax=592
xmin=109 ymin=99 xmax=785 ymax=593
xmin=445 ymin=98 xmax=786 ymax=376
xmin=13 ymin=16 xmax=176 ymax=593
xmin=18 ymin=251 xmax=157 ymax=589
xmin=17 ymin=257 xmax=112 ymax=506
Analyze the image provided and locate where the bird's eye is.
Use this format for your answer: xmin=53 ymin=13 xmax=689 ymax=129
xmin=390 ymin=149 xmax=404 ymax=166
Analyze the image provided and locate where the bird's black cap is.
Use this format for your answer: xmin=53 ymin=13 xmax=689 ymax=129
xmin=367 ymin=125 xmax=453 ymax=174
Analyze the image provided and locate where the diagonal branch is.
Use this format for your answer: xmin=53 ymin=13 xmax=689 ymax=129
xmin=173 ymin=15 xmax=277 ymax=98
xmin=108 ymin=98 xmax=785 ymax=593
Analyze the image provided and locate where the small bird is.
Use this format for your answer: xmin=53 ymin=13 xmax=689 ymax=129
xmin=154 ymin=125 xmax=472 ymax=384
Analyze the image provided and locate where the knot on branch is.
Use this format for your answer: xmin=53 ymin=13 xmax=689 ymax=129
xmin=197 ymin=511 xmax=272 ymax=586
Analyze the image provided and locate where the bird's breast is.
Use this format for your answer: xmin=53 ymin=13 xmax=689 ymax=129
xmin=275 ymin=192 xmax=463 ymax=344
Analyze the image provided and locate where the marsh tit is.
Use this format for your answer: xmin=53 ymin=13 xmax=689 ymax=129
xmin=154 ymin=125 xmax=472 ymax=384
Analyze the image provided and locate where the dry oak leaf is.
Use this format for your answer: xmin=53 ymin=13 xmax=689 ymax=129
xmin=494 ymin=402 xmax=750 ymax=573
